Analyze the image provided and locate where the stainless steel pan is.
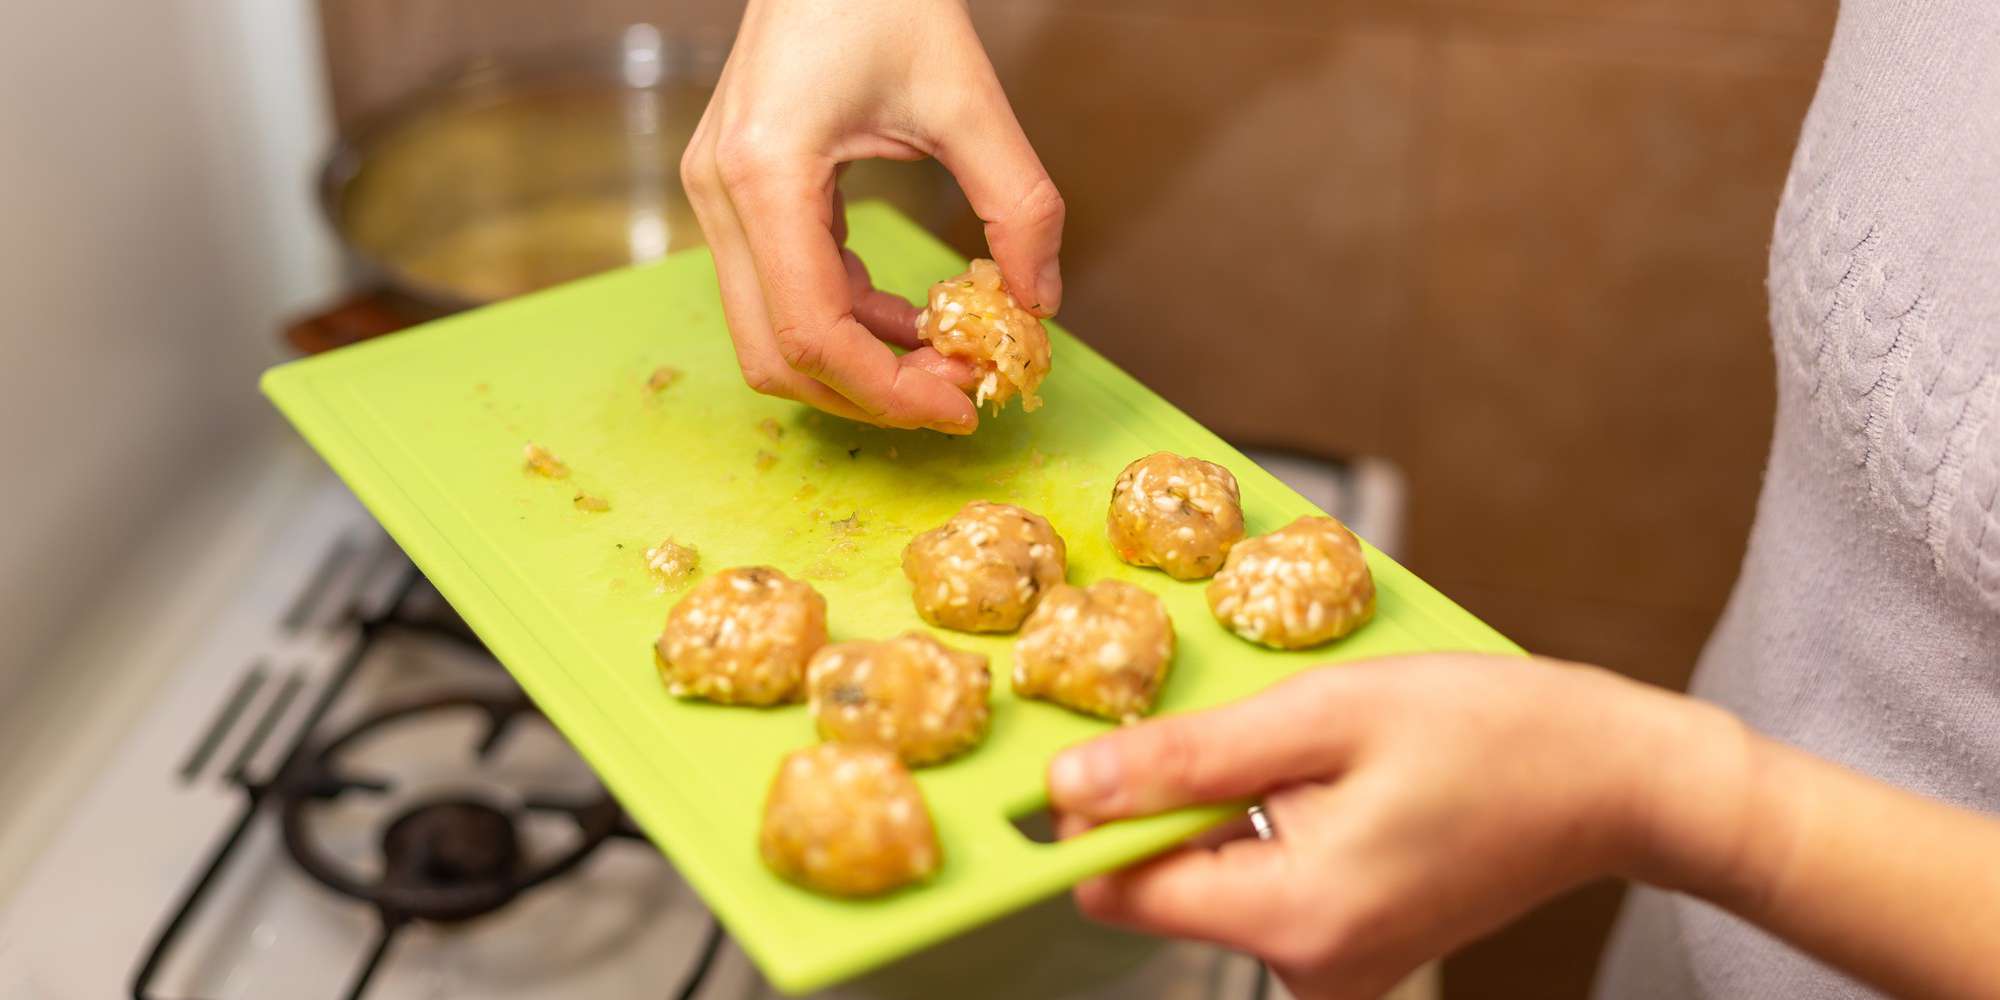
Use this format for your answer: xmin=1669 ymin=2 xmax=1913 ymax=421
xmin=290 ymin=24 xmax=954 ymax=353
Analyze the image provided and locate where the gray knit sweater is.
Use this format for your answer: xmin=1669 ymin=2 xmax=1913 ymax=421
xmin=1594 ymin=1 xmax=2000 ymax=996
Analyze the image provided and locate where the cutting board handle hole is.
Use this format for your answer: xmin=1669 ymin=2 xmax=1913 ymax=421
xmin=1007 ymin=804 xmax=1059 ymax=845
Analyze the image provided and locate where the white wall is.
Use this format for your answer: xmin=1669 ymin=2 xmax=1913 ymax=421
xmin=0 ymin=1 xmax=341 ymax=692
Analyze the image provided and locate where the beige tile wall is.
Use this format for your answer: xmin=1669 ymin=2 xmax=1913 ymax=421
xmin=317 ymin=1 xmax=1837 ymax=994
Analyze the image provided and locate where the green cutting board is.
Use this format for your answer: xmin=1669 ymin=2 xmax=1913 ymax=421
xmin=263 ymin=202 xmax=1518 ymax=993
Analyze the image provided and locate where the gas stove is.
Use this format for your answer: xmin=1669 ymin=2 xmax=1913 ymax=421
xmin=0 ymin=444 xmax=1409 ymax=1000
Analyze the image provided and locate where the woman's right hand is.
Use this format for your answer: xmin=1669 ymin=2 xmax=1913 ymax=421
xmin=681 ymin=0 xmax=1065 ymax=433
xmin=1046 ymin=654 xmax=1754 ymax=1000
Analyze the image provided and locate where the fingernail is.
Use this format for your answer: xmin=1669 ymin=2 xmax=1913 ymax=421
xmin=1050 ymin=745 xmax=1118 ymax=806
xmin=1035 ymin=259 xmax=1062 ymax=316
xmin=928 ymin=413 xmax=975 ymax=434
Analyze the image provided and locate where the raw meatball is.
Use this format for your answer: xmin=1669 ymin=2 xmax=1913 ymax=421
xmin=902 ymin=501 xmax=1066 ymax=632
xmin=915 ymin=259 xmax=1052 ymax=413
xmin=1108 ymin=452 xmax=1245 ymax=581
xmin=654 ymin=566 xmax=827 ymax=705
xmin=808 ymin=632 xmax=992 ymax=766
xmin=1013 ymin=580 xmax=1175 ymax=723
xmin=1207 ymin=516 xmax=1375 ymax=650
xmin=759 ymin=744 xmax=940 ymax=897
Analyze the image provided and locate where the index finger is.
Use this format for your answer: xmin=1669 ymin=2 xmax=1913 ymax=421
xmin=1048 ymin=671 xmax=1357 ymax=821
xmin=726 ymin=161 xmax=978 ymax=433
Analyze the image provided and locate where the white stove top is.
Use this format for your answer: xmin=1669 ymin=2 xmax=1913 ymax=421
xmin=0 ymin=448 xmax=1343 ymax=1000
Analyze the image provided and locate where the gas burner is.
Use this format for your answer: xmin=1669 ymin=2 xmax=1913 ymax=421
xmin=277 ymin=692 xmax=622 ymax=925
xmin=130 ymin=562 xmax=727 ymax=1000
xmin=381 ymin=798 xmax=520 ymax=892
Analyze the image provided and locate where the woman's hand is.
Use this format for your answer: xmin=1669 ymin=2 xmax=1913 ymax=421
xmin=1047 ymin=654 xmax=1754 ymax=1000
xmin=682 ymin=0 xmax=1064 ymax=433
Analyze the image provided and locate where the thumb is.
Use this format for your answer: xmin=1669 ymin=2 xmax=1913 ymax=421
xmin=1048 ymin=673 xmax=1355 ymax=821
xmin=930 ymin=80 xmax=1066 ymax=316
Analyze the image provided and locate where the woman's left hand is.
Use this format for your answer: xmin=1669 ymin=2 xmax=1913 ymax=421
xmin=1046 ymin=654 xmax=1754 ymax=1000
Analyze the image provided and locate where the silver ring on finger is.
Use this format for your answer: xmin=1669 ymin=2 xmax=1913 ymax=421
xmin=1247 ymin=803 xmax=1276 ymax=841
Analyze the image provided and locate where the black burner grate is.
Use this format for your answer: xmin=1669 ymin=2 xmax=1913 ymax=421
xmin=276 ymin=692 xmax=622 ymax=926
xmin=130 ymin=565 xmax=723 ymax=1000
